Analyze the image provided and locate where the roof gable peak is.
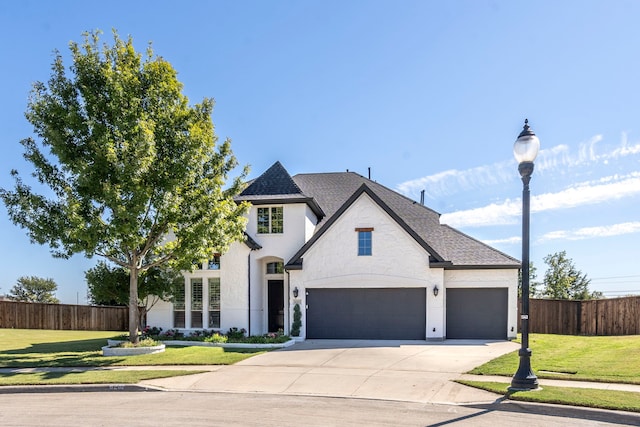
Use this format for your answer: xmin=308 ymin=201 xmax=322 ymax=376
xmin=240 ymin=161 xmax=303 ymax=196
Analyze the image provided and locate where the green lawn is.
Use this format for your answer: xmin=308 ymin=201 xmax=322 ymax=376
xmin=0 ymin=328 xmax=264 ymax=368
xmin=462 ymin=334 xmax=640 ymax=413
xmin=0 ymin=370 xmax=204 ymax=386
xmin=469 ymin=334 xmax=640 ymax=384
xmin=0 ymin=329 xmax=264 ymax=385
xmin=458 ymin=380 xmax=640 ymax=413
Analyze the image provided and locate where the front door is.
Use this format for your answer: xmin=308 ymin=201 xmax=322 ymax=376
xmin=268 ymin=280 xmax=284 ymax=332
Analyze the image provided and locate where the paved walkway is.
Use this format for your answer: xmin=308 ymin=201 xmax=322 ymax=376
xmin=2 ymin=339 xmax=640 ymax=406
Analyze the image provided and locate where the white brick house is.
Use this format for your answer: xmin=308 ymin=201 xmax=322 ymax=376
xmin=147 ymin=162 xmax=520 ymax=340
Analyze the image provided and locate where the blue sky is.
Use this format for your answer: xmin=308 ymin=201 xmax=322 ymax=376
xmin=1 ymin=1 xmax=639 ymax=303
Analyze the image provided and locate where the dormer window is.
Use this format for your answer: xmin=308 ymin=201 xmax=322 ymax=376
xmin=207 ymin=255 xmax=221 ymax=270
xmin=257 ymin=206 xmax=283 ymax=234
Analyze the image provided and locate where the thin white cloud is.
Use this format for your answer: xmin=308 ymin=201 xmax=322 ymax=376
xmin=607 ymin=132 xmax=640 ymax=159
xmin=482 ymin=236 xmax=521 ymax=245
xmin=397 ymin=133 xmax=640 ymax=200
xmin=538 ymin=222 xmax=640 ymax=242
xmin=441 ymin=172 xmax=640 ymax=228
xmin=396 ymin=162 xmax=512 ymax=200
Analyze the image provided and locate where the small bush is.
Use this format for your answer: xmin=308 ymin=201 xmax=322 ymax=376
xmin=140 ymin=325 xmax=291 ymax=344
xmin=204 ymin=333 xmax=228 ymax=344
xmin=116 ymin=338 xmax=160 ymax=348
xmin=158 ymin=329 xmax=184 ymax=340
xmin=291 ymin=304 xmax=302 ymax=337
xmin=226 ymin=327 xmax=247 ymax=340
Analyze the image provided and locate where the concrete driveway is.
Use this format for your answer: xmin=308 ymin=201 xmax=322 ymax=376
xmin=142 ymin=339 xmax=519 ymax=404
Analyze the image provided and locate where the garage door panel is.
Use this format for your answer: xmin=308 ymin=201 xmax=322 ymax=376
xmin=306 ymin=288 xmax=426 ymax=340
xmin=446 ymin=288 xmax=507 ymax=340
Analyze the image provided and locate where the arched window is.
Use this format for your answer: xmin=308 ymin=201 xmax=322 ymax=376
xmin=266 ymin=262 xmax=284 ymax=274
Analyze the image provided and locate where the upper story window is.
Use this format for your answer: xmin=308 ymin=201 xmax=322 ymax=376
xmin=356 ymin=227 xmax=373 ymax=256
xmin=207 ymin=255 xmax=221 ymax=270
xmin=257 ymin=206 xmax=284 ymax=234
xmin=266 ymin=261 xmax=284 ymax=274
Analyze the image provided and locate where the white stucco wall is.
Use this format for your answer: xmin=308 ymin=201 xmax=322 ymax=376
xmin=245 ymin=203 xmax=314 ymax=262
xmin=290 ymin=193 xmax=438 ymax=339
xmin=146 ymin=241 xmax=251 ymax=333
xmin=147 ymin=202 xmax=315 ymax=336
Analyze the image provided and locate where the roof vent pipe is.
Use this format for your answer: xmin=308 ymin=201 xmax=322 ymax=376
xmin=368 ymin=167 xmax=371 ymax=180
xmin=420 ymin=190 xmax=425 ymax=205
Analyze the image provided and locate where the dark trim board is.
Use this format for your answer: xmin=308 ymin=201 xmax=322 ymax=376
xmin=305 ymin=288 xmax=426 ymax=340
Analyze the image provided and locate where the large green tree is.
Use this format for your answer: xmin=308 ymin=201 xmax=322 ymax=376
xmin=86 ymin=260 xmax=183 ymax=329
xmin=9 ymin=276 xmax=60 ymax=304
xmin=541 ymin=251 xmax=597 ymax=300
xmin=517 ymin=261 xmax=541 ymax=298
xmin=0 ymin=30 xmax=248 ymax=343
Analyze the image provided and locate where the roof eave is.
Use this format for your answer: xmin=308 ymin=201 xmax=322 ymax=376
xmin=429 ymin=262 xmax=521 ymax=270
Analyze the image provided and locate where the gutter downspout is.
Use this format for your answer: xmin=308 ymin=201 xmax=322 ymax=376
xmin=286 ymin=269 xmax=291 ymax=335
xmin=247 ymin=251 xmax=251 ymax=336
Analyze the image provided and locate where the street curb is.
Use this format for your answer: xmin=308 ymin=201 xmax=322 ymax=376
xmin=0 ymin=384 xmax=164 ymax=394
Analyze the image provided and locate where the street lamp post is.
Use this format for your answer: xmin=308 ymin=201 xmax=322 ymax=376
xmin=511 ymin=119 xmax=540 ymax=391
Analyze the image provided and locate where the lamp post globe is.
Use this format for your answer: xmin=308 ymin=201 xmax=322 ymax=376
xmin=510 ymin=119 xmax=540 ymax=391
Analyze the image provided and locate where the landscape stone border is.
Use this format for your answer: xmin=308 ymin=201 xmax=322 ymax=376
xmin=102 ymin=343 xmax=166 ymax=356
xmin=105 ymin=338 xmax=296 ymax=351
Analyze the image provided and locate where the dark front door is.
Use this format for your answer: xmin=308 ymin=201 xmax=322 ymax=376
xmin=268 ymin=280 xmax=285 ymax=332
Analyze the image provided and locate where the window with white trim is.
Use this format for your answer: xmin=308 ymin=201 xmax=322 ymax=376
xmin=257 ymin=206 xmax=284 ymax=234
xmin=191 ymin=278 xmax=203 ymax=328
xmin=208 ymin=278 xmax=221 ymax=328
xmin=356 ymin=227 xmax=373 ymax=256
xmin=173 ymin=282 xmax=185 ymax=328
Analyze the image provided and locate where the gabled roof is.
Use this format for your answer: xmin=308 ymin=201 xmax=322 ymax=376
xmin=286 ymin=170 xmax=520 ymax=270
xmin=239 ymin=161 xmax=303 ymax=196
xmin=236 ymin=161 xmax=324 ymax=219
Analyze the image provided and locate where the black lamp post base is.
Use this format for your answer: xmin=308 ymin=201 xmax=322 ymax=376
xmin=510 ymin=348 xmax=539 ymax=390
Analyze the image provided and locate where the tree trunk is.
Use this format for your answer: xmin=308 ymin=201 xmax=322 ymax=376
xmin=129 ymin=265 xmax=140 ymax=344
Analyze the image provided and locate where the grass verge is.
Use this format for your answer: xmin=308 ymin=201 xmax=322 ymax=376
xmin=0 ymin=370 xmax=205 ymax=386
xmin=0 ymin=329 xmax=264 ymax=385
xmin=469 ymin=334 xmax=640 ymax=384
xmin=458 ymin=380 xmax=640 ymax=413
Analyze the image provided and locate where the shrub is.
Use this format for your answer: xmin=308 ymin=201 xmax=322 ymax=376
xmin=204 ymin=333 xmax=228 ymax=343
xmin=142 ymin=326 xmax=162 ymax=338
xmin=117 ymin=337 xmax=160 ymax=348
xmin=226 ymin=327 xmax=247 ymax=340
xmin=291 ymin=304 xmax=302 ymax=337
xmin=159 ymin=329 xmax=184 ymax=340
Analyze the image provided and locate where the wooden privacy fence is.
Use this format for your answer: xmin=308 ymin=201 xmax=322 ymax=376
xmin=521 ymin=296 xmax=640 ymax=336
xmin=0 ymin=301 xmax=128 ymax=331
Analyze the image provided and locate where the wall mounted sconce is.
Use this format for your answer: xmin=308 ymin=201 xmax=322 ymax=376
xmin=293 ymin=287 xmax=299 ymax=298
xmin=433 ymin=285 xmax=439 ymax=297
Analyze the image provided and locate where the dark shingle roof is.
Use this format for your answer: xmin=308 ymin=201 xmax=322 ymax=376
xmin=289 ymin=171 xmax=520 ymax=269
xmin=239 ymin=161 xmax=303 ymax=197
xmin=236 ymin=161 xmax=324 ymax=218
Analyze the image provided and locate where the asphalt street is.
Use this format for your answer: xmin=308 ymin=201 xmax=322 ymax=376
xmin=1 ymin=390 xmax=639 ymax=427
